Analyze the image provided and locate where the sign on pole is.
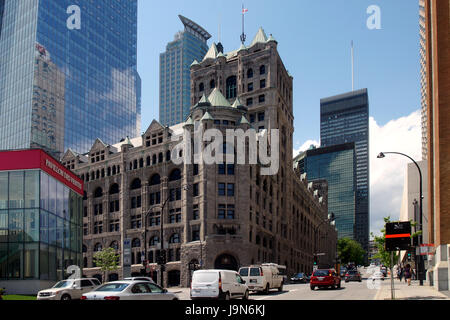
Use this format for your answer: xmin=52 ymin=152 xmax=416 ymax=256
xmin=123 ymin=238 xmax=132 ymax=278
xmin=385 ymin=222 xmax=411 ymax=251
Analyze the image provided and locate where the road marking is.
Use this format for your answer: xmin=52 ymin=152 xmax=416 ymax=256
xmin=254 ymin=289 xmax=298 ymax=300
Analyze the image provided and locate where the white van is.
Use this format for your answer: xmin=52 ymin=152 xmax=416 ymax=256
xmin=238 ymin=265 xmax=283 ymax=293
xmin=190 ymin=269 xmax=249 ymax=300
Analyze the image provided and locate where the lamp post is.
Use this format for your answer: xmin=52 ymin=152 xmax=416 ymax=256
xmin=377 ymin=152 xmax=424 ymax=286
xmin=313 ymin=213 xmax=336 ymax=268
xmin=142 ymin=184 xmax=189 ymax=288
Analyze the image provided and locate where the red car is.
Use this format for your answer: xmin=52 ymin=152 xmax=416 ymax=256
xmin=310 ymin=269 xmax=341 ymax=290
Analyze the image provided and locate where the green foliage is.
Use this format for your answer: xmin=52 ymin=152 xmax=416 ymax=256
xmin=93 ymin=247 xmax=120 ymax=281
xmin=337 ymin=238 xmax=365 ymax=265
xmin=370 ymin=216 xmax=400 ymax=268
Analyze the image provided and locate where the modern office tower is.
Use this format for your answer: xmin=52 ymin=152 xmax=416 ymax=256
xmin=320 ymin=89 xmax=369 ymax=253
xmin=419 ymin=0 xmax=429 ymax=160
xmin=159 ymin=15 xmax=210 ymax=127
xmin=422 ymin=0 xmax=450 ymax=291
xmin=0 ymin=0 xmax=141 ymax=155
xmin=295 ymin=144 xmax=357 ymax=240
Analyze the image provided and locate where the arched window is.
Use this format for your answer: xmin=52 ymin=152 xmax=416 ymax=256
xmin=169 ymin=168 xmax=181 ymax=182
xmin=210 ymin=79 xmax=215 ymax=89
xmin=94 ymin=187 xmax=103 ymax=198
xmin=94 ymin=243 xmax=102 ymax=252
xmin=83 ymin=257 xmax=87 ymax=268
xmin=146 ymin=156 xmax=151 ymax=166
xmin=149 ymin=236 xmax=160 ymax=246
xmin=152 ymin=154 xmax=157 ymax=165
xmin=107 ymin=167 xmax=111 ymax=176
xmin=112 ymin=166 xmax=117 ymax=175
xmin=199 ymin=82 xmax=204 ymax=92
xmin=226 ymin=76 xmax=237 ymax=99
xmin=109 ymin=184 xmax=119 ymax=195
xmin=110 ymin=241 xmax=119 ymax=250
xmin=166 ymin=150 xmax=171 ymax=162
xmin=260 ymin=65 xmax=266 ymax=75
xmin=247 ymin=68 xmax=253 ymax=79
xmin=149 ymin=174 xmax=160 ymax=186
xmin=256 ymin=235 xmax=261 ymax=245
xmin=130 ymin=178 xmax=141 ymax=190
xmin=169 ymin=233 xmax=180 ymax=244
xmin=132 ymin=238 xmax=141 ymax=248
xmin=82 ymin=245 xmax=87 ymax=253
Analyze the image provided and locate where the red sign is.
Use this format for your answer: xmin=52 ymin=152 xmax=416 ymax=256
xmin=0 ymin=149 xmax=83 ymax=196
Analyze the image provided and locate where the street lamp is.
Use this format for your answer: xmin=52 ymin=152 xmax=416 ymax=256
xmin=377 ymin=152 xmax=424 ymax=286
xmin=142 ymin=184 xmax=189 ymax=288
xmin=313 ymin=213 xmax=336 ymax=268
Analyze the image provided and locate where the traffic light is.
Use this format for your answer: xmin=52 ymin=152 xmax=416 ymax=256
xmin=407 ymin=252 xmax=412 ymax=262
xmin=313 ymin=256 xmax=318 ymax=265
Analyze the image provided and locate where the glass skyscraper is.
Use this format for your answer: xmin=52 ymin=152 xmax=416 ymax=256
xmin=0 ymin=0 xmax=141 ymax=156
xmin=320 ymin=89 xmax=369 ymax=252
xmin=297 ymin=144 xmax=357 ymax=240
xmin=159 ymin=15 xmax=210 ymax=126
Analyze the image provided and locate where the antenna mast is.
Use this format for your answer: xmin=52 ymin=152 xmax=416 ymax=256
xmin=351 ymin=40 xmax=354 ymax=91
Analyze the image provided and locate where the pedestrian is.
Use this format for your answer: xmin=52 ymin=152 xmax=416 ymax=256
xmin=398 ymin=267 xmax=403 ymax=282
xmin=404 ymin=264 xmax=412 ymax=286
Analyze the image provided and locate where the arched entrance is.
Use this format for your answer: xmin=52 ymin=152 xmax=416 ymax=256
xmin=214 ymin=254 xmax=239 ymax=271
xmin=167 ymin=270 xmax=180 ymax=287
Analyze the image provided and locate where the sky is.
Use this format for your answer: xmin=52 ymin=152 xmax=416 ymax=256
xmin=137 ymin=0 xmax=422 ymax=237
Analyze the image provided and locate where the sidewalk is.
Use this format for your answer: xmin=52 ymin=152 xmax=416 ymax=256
xmin=374 ymin=279 xmax=450 ymax=300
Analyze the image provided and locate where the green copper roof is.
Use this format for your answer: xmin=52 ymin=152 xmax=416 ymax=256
xmin=237 ymin=43 xmax=247 ymax=52
xmin=267 ymin=34 xmax=277 ymax=43
xmin=190 ymin=59 xmax=199 ymax=67
xmin=239 ymin=115 xmax=250 ymax=125
xmin=203 ymin=43 xmax=218 ymax=61
xmin=184 ymin=116 xmax=194 ymax=126
xmin=201 ymin=111 xmax=214 ymax=121
xmin=250 ymin=27 xmax=268 ymax=47
xmin=208 ymin=88 xmax=231 ymax=107
xmin=199 ymin=94 xmax=210 ymax=104
xmin=231 ymin=97 xmax=243 ymax=109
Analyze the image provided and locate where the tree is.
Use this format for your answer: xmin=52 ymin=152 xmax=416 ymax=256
xmin=370 ymin=216 xmax=421 ymax=268
xmin=337 ymin=238 xmax=365 ymax=266
xmin=93 ymin=247 xmax=120 ymax=283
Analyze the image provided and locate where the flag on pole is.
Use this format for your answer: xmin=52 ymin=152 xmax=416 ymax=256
xmin=242 ymin=8 xmax=248 ymax=14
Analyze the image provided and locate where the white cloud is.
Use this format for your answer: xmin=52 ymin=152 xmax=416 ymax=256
xmin=295 ymin=109 xmax=422 ymax=238
xmin=369 ymin=110 xmax=422 ymax=237
xmin=293 ymin=139 xmax=320 ymax=158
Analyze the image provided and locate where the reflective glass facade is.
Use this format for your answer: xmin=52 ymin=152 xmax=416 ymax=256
xmin=320 ymin=89 xmax=369 ymax=251
xmin=0 ymin=170 xmax=82 ymax=281
xmin=0 ymin=0 xmax=140 ymax=155
xmin=160 ymin=16 xmax=209 ymax=126
xmin=303 ymin=144 xmax=356 ymax=239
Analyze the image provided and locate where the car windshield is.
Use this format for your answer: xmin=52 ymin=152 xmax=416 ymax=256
xmin=313 ymin=270 xmax=330 ymax=277
xmin=239 ymin=268 xmax=249 ymax=277
xmin=294 ymin=273 xmax=304 ymax=277
xmin=52 ymin=280 xmax=73 ymax=288
xmin=94 ymin=283 xmax=129 ymax=292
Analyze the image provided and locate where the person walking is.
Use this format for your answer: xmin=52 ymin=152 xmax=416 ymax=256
xmin=404 ymin=264 xmax=412 ymax=286
xmin=398 ymin=266 xmax=404 ymax=282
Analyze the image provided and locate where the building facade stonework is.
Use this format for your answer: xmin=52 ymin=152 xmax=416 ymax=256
xmin=62 ymin=28 xmax=337 ymax=287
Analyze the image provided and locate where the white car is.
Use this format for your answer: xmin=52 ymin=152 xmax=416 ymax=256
xmin=190 ymin=270 xmax=249 ymax=300
xmin=81 ymin=280 xmax=178 ymax=300
xmin=371 ymin=271 xmax=385 ymax=281
xmin=37 ymin=278 xmax=102 ymax=300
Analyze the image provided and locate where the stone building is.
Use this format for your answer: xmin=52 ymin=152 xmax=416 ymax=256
xmin=61 ymin=28 xmax=337 ymax=287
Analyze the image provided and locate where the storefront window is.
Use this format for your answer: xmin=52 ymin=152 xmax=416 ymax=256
xmin=0 ymin=243 xmax=7 ymax=279
xmin=40 ymin=210 xmax=49 ymax=244
xmin=9 ymin=171 xmax=24 ymax=209
xmin=40 ymin=243 xmax=49 ymax=280
xmin=8 ymin=242 xmax=23 ymax=279
xmin=24 ymin=209 xmax=39 ymax=242
xmin=0 ymin=172 xmax=8 ymax=209
xmin=49 ymin=213 xmax=56 ymax=245
xmin=24 ymin=243 xmax=39 ymax=279
xmin=48 ymin=177 xmax=56 ymax=214
xmin=8 ymin=209 xmax=23 ymax=242
xmin=25 ymin=171 xmax=39 ymax=208
xmin=40 ymin=172 xmax=48 ymax=211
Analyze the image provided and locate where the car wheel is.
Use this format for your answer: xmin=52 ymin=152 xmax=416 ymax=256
xmin=310 ymin=285 xmax=315 ymax=291
xmin=172 ymin=298 xmax=179 ymax=301
xmin=337 ymin=281 xmax=341 ymax=289
xmin=278 ymin=283 xmax=283 ymax=292
xmin=243 ymin=290 xmax=249 ymax=300
xmin=61 ymin=294 xmax=71 ymax=301
xmin=264 ymin=284 xmax=270 ymax=294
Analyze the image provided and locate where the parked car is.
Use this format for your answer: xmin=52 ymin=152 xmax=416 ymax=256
xmin=290 ymin=273 xmax=309 ymax=284
xmin=123 ymin=276 xmax=155 ymax=283
xmin=239 ymin=264 xmax=283 ymax=293
xmin=345 ymin=270 xmax=362 ymax=282
xmin=340 ymin=267 xmax=347 ymax=277
xmin=310 ymin=269 xmax=341 ymax=290
xmin=190 ymin=269 xmax=249 ymax=300
xmin=81 ymin=280 xmax=178 ymax=300
xmin=37 ymin=278 xmax=101 ymax=300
